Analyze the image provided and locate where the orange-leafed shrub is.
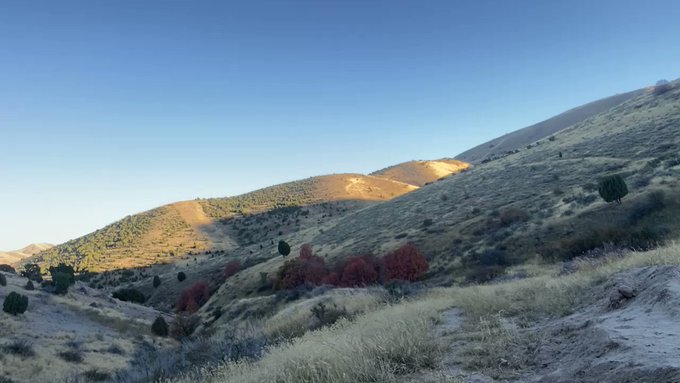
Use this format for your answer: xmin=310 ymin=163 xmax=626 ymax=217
xmin=383 ymin=244 xmax=429 ymax=282
xmin=339 ymin=254 xmax=381 ymax=287
xmin=176 ymin=281 xmax=210 ymax=313
xmin=224 ymin=261 xmax=241 ymax=279
xmin=276 ymin=244 xmax=327 ymax=289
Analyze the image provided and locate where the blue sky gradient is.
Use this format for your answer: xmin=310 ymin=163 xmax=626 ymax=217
xmin=1 ymin=0 xmax=679 ymax=249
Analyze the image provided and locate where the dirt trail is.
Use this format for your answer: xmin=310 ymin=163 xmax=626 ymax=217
xmin=428 ymin=266 xmax=680 ymax=383
xmin=172 ymin=201 xmax=238 ymax=251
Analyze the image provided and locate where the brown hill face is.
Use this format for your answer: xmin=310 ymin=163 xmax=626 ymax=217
xmin=456 ymin=89 xmax=644 ymax=164
xmin=0 ymin=243 xmax=53 ymax=266
xmin=370 ymin=159 xmax=470 ymax=187
xmin=31 ymin=172 xmax=429 ymax=272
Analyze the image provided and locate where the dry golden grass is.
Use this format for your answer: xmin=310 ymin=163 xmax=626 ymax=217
xmin=170 ymin=243 xmax=680 ymax=383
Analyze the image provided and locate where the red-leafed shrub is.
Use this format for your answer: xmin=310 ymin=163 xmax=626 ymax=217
xmin=339 ymin=254 xmax=381 ymax=287
xmin=176 ymin=281 xmax=210 ymax=313
xmin=224 ymin=261 xmax=241 ymax=279
xmin=321 ymin=272 xmax=340 ymax=286
xmin=383 ymin=244 xmax=429 ymax=282
xmin=276 ymin=244 xmax=328 ymax=289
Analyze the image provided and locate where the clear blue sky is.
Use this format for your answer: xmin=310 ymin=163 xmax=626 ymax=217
xmin=1 ymin=0 xmax=679 ymax=250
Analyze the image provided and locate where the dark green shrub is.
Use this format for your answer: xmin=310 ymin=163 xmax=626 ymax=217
xmin=0 ymin=264 xmax=15 ymax=273
xmin=112 ymin=288 xmax=146 ymax=303
xmin=598 ymin=175 xmax=628 ymax=204
xmin=278 ymin=240 xmax=291 ymax=257
xmin=465 ymin=266 xmax=506 ymax=284
xmin=53 ymin=272 xmax=72 ymax=295
xmin=3 ymin=292 xmax=28 ymax=315
xmin=0 ymin=273 xmax=6 ymax=286
xmin=22 ymin=263 xmax=42 ymax=282
xmin=177 ymin=272 xmax=186 ymax=282
xmin=153 ymin=275 xmax=161 ymax=288
xmin=151 ymin=316 xmax=169 ymax=337
xmin=24 ymin=280 xmax=34 ymax=291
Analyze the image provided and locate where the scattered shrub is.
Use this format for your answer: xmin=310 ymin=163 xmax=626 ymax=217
xmin=0 ymin=264 xmax=15 ymax=273
xmin=598 ymin=174 xmax=628 ymax=204
xmin=170 ymin=314 xmax=199 ymax=339
xmin=2 ymin=339 xmax=35 ymax=357
xmin=0 ymin=273 xmax=5 ymax=286
xmin=3 ymin=292 xmax=28 ymax=315
xmin=556 ymin=226 xmax=661 ymax=260
xmin=112 ymin=288 xmax=146 ymax=304
xmin=59 ymin=349 xmax=84 ymax=363
xmin=176 ymin=281 xmax=210 ymax=313
xmin=466 ymin=265 xmax=506 ymax=283
xmin=278 ymin=240 xmax=291 ymax=257
xmin=627 ymin=190 xmax=665 ymax=224
xmin=24 ymin=280 xmax=34 ymax=291
xmin=478 ymin=249 xmax=510 ymax=267
xmin=153 ymin=275 xmax=161 ymax=288
xmin=224 ymin=261 xmax=241 ymax=279
xmin=21 ymin=263 xmax=42 ymax=282
xmin=383 ymin=244 xmax=429 ymax=282
xmin=151 ymin=316 xmax=169 ymax=337
xmin=52 ymin=272 xmax=72 ymax=295
xmin=310 ymin=302 xmax=350 ymax=328
xmin=653 ymin=80 xmax=672 ymax=95
xmin=177 ymin=271 xmax=186 ymax=282
xmin=82 ymin=369 xmax=110 ymax=382
xmin=499 ymin=207 xmax=529 ymax=226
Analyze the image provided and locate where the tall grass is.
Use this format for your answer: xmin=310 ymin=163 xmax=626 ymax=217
xmin=169 ymin=299 xmax=448 ymax=383
xmin=170 ymin=243 xmax=680 ymax=383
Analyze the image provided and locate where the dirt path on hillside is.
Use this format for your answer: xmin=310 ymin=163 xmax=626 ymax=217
xmin=425 ymin=266 xmax=680 ymax=383
xmin=172 ymin=201 xmax=239 ymax=251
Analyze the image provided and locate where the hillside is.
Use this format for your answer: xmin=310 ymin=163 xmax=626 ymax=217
xmin=456 ymin=89 xmax=644 ymax=164
xmin=370 ymin=159 xmax=470 ymax=187
xmin=200 ymin=80 xmax=680 ymax=316
xmin=31 ymin=171 xmax=445 ymax=272
xmin=0 ymin=243 xmax=53 ymax=266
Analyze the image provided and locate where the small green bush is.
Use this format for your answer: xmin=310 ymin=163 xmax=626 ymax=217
xmin=153 ymin=275 xmax=161 ymax=288
xmin=0 ymin=273 xmax=6 ymax=286
xmin=151 ymin=316 xmax=169 ymax=337
xmin=112 ymin=288 xmax=146 ymax=304
xmin=53 ymin=272 xmax=72 ymax=295
xmin=278 ymin=240 xmax=291 ymax=257
xmin=598 ymin=174 xmax=628 ymax=204
xmin=177 ymin=272 xmax=186 ymax=282
xmin=3 ymin=292 xmax=28 ymax=315
xmin=24 ymin=280 xmax=34 ymax=291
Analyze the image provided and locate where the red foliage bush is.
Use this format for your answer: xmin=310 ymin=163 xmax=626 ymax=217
xmin=321 ymin=272 xmax=340 ymax=286
xmin=224 ymin=261 xmax=241 ymax=279
xmin=276 ymin=244 xmax=328 ymax=289
xmin=176 ymin=281 xmax=210 ymax=313
xmin=383 ymin=244 xmax=429 ymax=282
xmin=339 ymin=254 xmax=380 ymax=287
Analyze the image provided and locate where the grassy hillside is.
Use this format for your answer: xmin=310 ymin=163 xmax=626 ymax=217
xmin=32 ymin=173 xmax=425 ymax=272
xmin=196 ymin=80 xmax=680 ymax=308
xmin=307 ymin=82 xmax=680 ymax=281
xmin=456 ymin=88 xmax=644 ymax=164
xmin=370 ymin=159 xmax=470 ymax=187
